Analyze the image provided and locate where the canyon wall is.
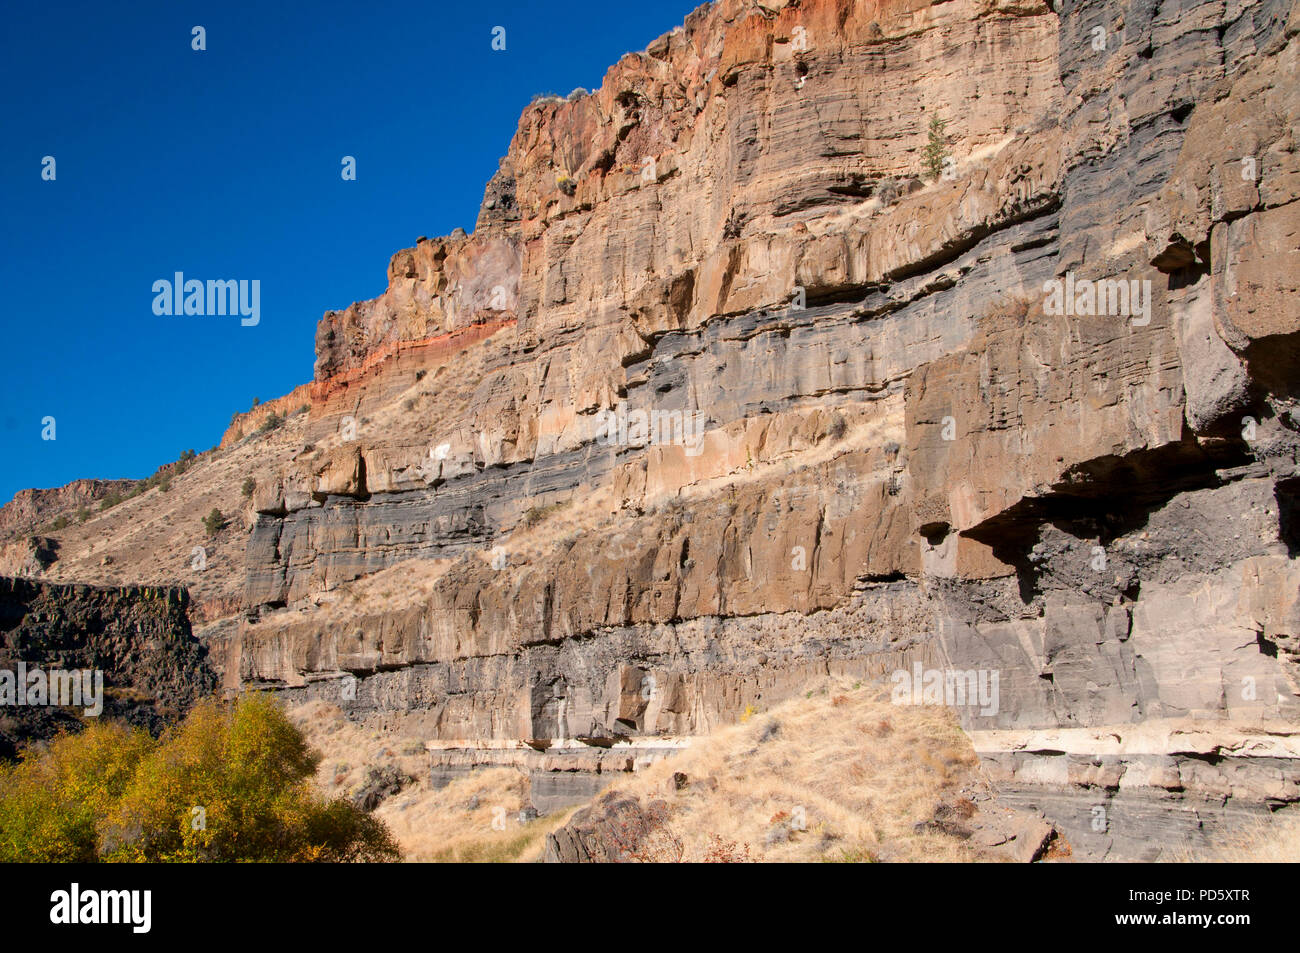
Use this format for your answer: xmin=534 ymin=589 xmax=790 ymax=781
xmin=8 ymin=0 xmax=1296 ymax=860
xmin=223 ymin=0 xmax=1300 ymax=858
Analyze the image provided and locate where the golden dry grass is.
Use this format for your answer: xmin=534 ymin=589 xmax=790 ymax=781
xmin=586 ymin=676 xmax=986 ymax=862
xmin=1190 ymin=813 xmax=1300 ymax=862
xmin=289 ymin=699 xmax=427 ymax=798
xmin=379 ymin=768 xmax=578 ymax=863
xmin=290 ymin=677 xmax=990 ymax=863
xmin=288 ymin=700 xmax=574 ymax=862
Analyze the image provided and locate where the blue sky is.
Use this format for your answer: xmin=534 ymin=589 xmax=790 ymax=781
xmin=0 ymin=0 xmax=701 ymax=503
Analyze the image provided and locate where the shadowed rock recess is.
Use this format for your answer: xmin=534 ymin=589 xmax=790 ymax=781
xmin=5 ymin=0 xmax=1300 ymax=860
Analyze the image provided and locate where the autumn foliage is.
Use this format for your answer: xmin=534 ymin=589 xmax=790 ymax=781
xmin=0 ymin=694 xmax=399 ymax=862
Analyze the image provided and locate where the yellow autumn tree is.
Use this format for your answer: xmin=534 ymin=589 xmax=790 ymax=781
xmin=0 ymin=694 xmax=399 ymax=863
xmin=0 ymin=720 xmax=153 ymax=862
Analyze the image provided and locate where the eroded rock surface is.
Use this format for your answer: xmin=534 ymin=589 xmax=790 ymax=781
xmin=219 ymin=0 xmax=1300 ymax=859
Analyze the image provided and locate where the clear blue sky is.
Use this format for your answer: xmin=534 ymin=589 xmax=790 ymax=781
xmin=0 ymin=0 xmax=702 ymax=503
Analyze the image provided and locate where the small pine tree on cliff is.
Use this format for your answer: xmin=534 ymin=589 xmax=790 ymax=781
xmin=923 ymin=115 xmax=950 ymax=181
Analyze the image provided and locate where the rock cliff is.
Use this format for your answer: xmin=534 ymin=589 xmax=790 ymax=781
xmin=0 ymin=577 xmax=217 ymax=759
xmin=8 ymin=0 xmax=1300 ymax=859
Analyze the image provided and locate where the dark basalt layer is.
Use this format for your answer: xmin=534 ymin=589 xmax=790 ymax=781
xmin=0 ymin=577 xmax=217 ymax=759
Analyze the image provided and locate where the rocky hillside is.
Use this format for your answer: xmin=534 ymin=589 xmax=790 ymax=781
xmin=6 ymin=0 xmax=1299 ymax=860
xmin=0 ymin=479 xmax=138 ymax=541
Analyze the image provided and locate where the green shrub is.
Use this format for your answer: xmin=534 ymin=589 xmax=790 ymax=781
xmin=202 ymin=508 xmax=226 ymax=536
xmin=923 ymin=115 xmax=950 ymax=181
xmin=241 ymin=477 xmax=256 ymax=499
xmin=0 ymin=696 xmax=400 ymax=863
xmin=257 ymin=412 xmax=284 ymax=435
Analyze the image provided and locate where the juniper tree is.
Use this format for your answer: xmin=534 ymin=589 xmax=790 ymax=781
xmin=203 ymin=507 xmax=226 ymax=536
xmin=924 ymin=115 xmax=950 ymax=181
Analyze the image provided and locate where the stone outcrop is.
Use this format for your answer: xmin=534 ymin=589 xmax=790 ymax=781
xmin=221 ymin=387 xmax=314 ymax=448
xmin=0 ymin=479 xmax=138 ymax=542
xmin=0 ymin=536 xmax=60 ymax=578
xmin=0 ymin=577 xmax=218 ymax=759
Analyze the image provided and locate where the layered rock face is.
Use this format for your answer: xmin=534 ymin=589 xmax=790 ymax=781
xmin=203 ymin=0 xmax=1300 ymax=858
xmin=0 ymin=577 xmax=217 ymax=758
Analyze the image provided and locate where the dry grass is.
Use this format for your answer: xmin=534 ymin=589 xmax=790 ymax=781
xmin=288 ymin=700 xmax=574 ymax=862
xmin=588 ymin=676 xmax=986 ymax=862
xmin=289 ymin=700 xmax=427 ymax=799
xmin=290 ymin=678 xmax=989 ymax=864
xmin=380 ymin=768 xmax=578 ymax=863
xmin=1190 ymin=813 xmax=1300 ymax=862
